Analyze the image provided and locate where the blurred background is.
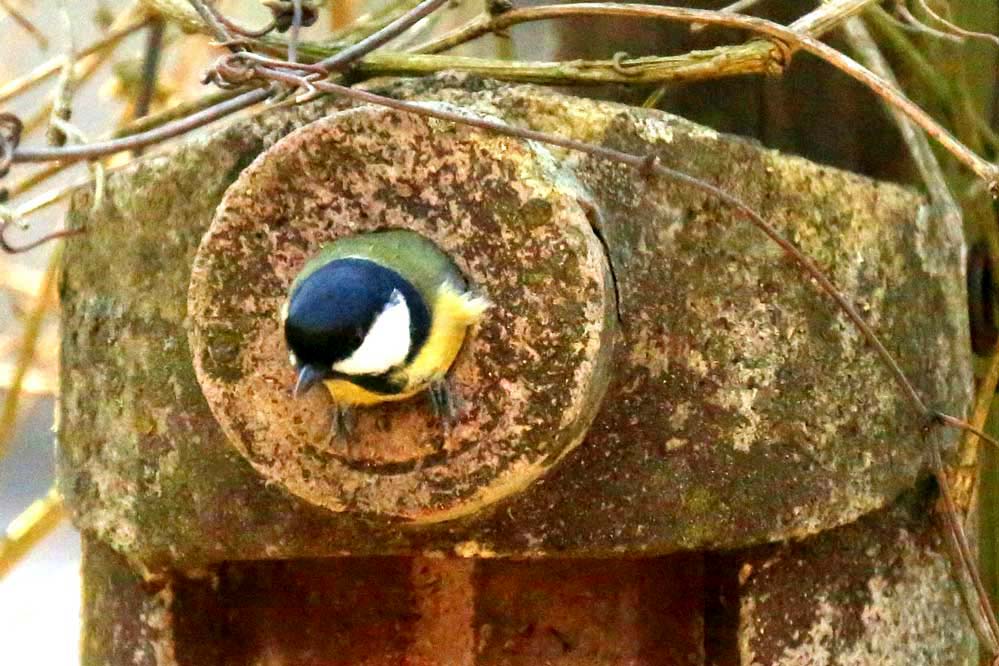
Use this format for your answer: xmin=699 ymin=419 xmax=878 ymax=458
xmin=2 ymin=2 xmax=139 ymax=661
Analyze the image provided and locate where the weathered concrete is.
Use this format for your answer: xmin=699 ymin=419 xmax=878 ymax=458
xmin=188 ymin=104 xmax=617 ymax=522
xmin=58 ymin=74 xmax=971 ymax=567
xmin=737 ymin=484 xmax=976 ymax=666
xmin=79 ymin=486 xmax=974 ymax=665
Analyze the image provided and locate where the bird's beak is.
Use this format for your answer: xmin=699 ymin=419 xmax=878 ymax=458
xmin=294 ymin=364 xmax=325 ymax=398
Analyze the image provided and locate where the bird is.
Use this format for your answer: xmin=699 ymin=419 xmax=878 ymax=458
xmin=282 ymin=229 xmax=489 ymax=440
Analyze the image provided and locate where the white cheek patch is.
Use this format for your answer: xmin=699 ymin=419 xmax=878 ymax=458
xmin=332 ymin=289 xmax=411 ymax=376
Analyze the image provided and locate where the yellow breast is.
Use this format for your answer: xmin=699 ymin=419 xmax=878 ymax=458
xmin=323 ymin=283 xmax=488 ymax=407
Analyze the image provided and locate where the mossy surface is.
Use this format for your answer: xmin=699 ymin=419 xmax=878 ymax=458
xmin=188 ymin=103 xmax=616 ymax=521
xmin=738 ymin=484 xmax=976 ymax=665
xmin=59 ymin=74 xmax=971 ymax=567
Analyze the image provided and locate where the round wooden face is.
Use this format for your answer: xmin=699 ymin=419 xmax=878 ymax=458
xmin=187 ymin=104 xmax=617 ymax=522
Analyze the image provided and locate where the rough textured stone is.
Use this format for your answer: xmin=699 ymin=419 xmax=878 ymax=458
xmin=736 ymin=484 xmax=976 ymax=666
xmin=80 ymin=489 xmax=975 ymax=665
xmin=58 ymin=74 xmax=972 ymax=566
xmin=187 ymin=105 xmax=616 ymax=522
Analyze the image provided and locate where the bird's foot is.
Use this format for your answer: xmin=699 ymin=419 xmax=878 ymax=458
xmin=326 ymin=404 xmax=356 ymax=452
xmin=428 ymin=378 xmax=462 ymax=439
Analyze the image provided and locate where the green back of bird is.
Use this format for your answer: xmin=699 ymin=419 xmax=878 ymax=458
xmin=289 ymin=230 xmax=467 ymax=308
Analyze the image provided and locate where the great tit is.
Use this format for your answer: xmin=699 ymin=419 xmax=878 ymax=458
xmin=282 ymin=230 xmax=489 ymax=438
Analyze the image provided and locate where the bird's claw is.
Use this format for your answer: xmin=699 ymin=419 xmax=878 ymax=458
xmin=429 ymin=378 xmax=462 ymax=436
xmin=327 ymin=403 xmax=356 ymax=451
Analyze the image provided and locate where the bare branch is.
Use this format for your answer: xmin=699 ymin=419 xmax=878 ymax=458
xmin=0 ymin=13 xmax=150 ymax=106
xmin=314 ymin=0 xmax=449 ymax=70
xmin=843 ymin=18 xmax=999 ymax=659
xmin=0 ymin=251 xmax=57 ymax=460
xmin=931 ymin=444 xmax=999 ymax=655
xmin=10 ymin=88 xmax=270 ymax=164
xmin=911 ymin=0 xmax=999 ymax=49
xmin=690 ymin=0 xmax=767 ymax=33
xmin=0 ymin=487 xmax=67 ymax=582
xmin=265 ymin=66 xmax=950 ymax=423
xmin=894 ymin=4 xmax=965 ymax=43
xmin=0 ymin=0 xmax=49 ymax=49
xmin=134 ymin=18 xmax=167 ymax=123
xmin=412 ymin=2 xmax=999 ymax=191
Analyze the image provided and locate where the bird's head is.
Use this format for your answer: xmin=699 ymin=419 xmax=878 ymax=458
xmin=283 ymin=257 xmax=429 ymax=396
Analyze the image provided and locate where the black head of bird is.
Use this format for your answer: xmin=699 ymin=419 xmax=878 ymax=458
xmin=282 ymin=230 xmax=489 ymax=435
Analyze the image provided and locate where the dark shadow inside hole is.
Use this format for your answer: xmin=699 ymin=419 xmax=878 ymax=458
xmin=969 ymin=241 xmax=998 ymax=356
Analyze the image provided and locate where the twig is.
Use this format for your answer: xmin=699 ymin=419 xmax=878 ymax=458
xmin=962 ymin=349 xmax=999 ymax=524
xmin=7 ymin=3 xmax=153 ymax=147
xmin=37 ymin=1 xmax=998 ymax=193
xmin=45 ymin=57 xmax=73 ymax=147
xmin=866 ymin=6 xmax=999 ymax=156
xmin=842 ymin=18 xmax=999 ymax=658
xmin=212 ymin=9 xmax=277 ymax=38
xmin=51 ymin=119 xmax=106 ymax=213
xmin=843 ymin=18 xmax=959 ymax=218
xmin=289 ymin=0 xmax=303 ymax=63
xmin=10 ymin=88 xmax=270 ymax=164
xmin=146 ymin=0 xmax=420 ymax=58
xmin=2 ymin=91 xmax=245 ymax=225
xmin=314 ymin=0 xmax=449 ymax=70
xmin=184 ymin=0 xmax=234 ymax=44
xmin=265 ymin=66 xmax=957 ymax=424
xmin=0 ymin=249 xmax=57 ymax=460
xmin=355 ymin=50 xmax=778 ymax=85
xmin=46 ymin=1 xmax=78 ymax=148
xmin=0 ymin=206 xmax=79 ymax=252
xmin=26 ymin=3 xmax=982 ymax=449
xmin=6 ymin=0 xmax=451 ymax=163
xmin=116 ymin=87 xmax=248 ymax=138
xmin=690 ymin=0 xmax=767 ymax=33
xmin=0 ymin=487 xmax=67 ymax=582
xmin=29 ymin=1 xmax=969 ymax=449
xmin=3 ymin=96 xmax=261 ymax=204
xmin=0 ymin=13 xmax=150 ymax=106
xmin=911 ymin=0 xmax=999 ymax=49
xmin=134 ymin=18 xmax=167 ymax=122
xmin=11 ymin=174 xmax=97 ymax=220
xmin=893 ymin=4 xmax=964 ymax=43
xmin=866 ymin=7 xmax=955 ymax=105
xmin=12 ymin=5 xmax=105 ymax=244
xmin=414 ymin=0 xmax=874 ymax=54
xmin=0 ymin=0 xmax=48 ymax=50
xmin=931 ymin=444 xmax=999 ymax=655
xmin=191 ymin=42 xmax=999 ymax=455
xmin=411 ymin=2 xmax=999 ymax=192
xmin=5 ymin=0 xmax=996 ymax=444
xmin=327 ymin=0 xmax=422 ymax=48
